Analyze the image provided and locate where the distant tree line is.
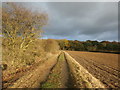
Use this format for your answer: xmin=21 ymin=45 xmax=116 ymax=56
xmin=56 ymin=39 xmax=120 ymax=52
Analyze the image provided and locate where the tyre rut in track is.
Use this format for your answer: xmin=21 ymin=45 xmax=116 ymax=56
xmin=2 ymin=61 xmax=41 ymax=89
xmin=40 ymin=52 xmax=76 ymax=88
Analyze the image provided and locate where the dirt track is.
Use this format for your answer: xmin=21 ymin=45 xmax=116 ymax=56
xmin=40 ymin=52 xmax=70 ymax=88
xmin=40 ymin=52 xmax=105 ymax=88
xmin=67 ymin=51 xmax=120 ymax=88
xmin=2 ymin=53 xmax=59 ymax=88
xmin=2 ymin=51 xmax=119 ymax=88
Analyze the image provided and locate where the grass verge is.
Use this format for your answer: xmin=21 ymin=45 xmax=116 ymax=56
xmin=40 ymin=52 xmax=65 ymax=88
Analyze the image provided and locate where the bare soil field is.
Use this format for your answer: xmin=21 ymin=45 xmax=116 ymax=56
xmin=67 ymin=51 xmax=120 ymax=88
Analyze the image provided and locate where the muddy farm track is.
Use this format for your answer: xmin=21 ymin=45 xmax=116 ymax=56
xmin=2 ymin=51 xmax=119 ymax=89
xmin=40 ymin=52 xmax=104 ymax=88
xmin=67 ymin=51 xmax=120 ymax=88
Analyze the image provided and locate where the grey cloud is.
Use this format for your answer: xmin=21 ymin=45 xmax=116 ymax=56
xmin=24 ymin=2 xmax=118 ymax=41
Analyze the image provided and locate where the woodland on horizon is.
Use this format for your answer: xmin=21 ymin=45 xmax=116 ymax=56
xmin=55 ymin=39 xmax=120 ymax=52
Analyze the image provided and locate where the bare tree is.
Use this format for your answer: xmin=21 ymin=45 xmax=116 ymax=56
xmin=2 ymin=2 xmax=48 ymax=66
xmin=2 ymin=2 xmax=48 ymax=51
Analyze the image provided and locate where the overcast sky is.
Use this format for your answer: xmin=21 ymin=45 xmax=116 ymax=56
xmin=22 ymin=2 xmax=118 ymax=41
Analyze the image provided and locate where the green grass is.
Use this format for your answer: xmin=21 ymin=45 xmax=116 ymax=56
xmin=58 ymin=53 xmax=65 ymax=61
xmin=41 ymin=52 xmax=65 ymax=88
xmin=41 ymin=82 xmax=59 ymax=88
xmin=50 ymin=73 xmax=60 ymax=77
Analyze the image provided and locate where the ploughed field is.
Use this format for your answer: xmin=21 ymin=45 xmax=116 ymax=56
xmin=67 ymin=51 xmax=120 ymax=88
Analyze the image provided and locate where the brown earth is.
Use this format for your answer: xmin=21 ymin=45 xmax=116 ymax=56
xmin=67 ymin=51 xmax=120 ymax=88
